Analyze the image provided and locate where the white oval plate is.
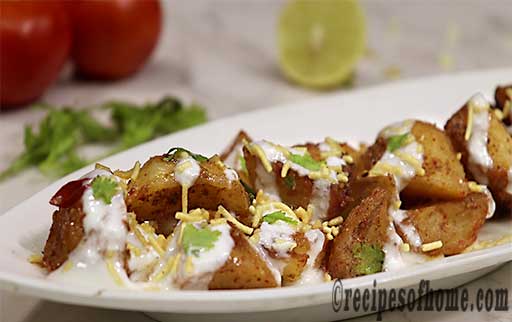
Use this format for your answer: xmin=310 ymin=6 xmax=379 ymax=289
xmin=0 ymin=69 xmax=511 ymax=322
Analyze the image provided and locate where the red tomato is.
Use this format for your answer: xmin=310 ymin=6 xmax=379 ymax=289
xmin=0 ymin=1 xmax=72 ymax=109
xmin=69 ymin=0 xmax=162 ymax=80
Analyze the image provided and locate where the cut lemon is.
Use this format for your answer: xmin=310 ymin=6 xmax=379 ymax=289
xmin=277 ymin=0 xmax=366 ymax=89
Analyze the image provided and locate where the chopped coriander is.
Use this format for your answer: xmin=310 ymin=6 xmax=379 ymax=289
xmin=182 ymin=224 xmax=221 ymax=257
xmin=164 ymin=147 xmax=208 ymax=162
xmin=284 ymin=174 xmax=295 ymax=189
xmin=91 ymin=176 xmax=119 ymax=204
xmin=239 ymin=155 xmax=247 ymax=174
xmin=353 ymin=243 xmax=384 ymax=275
xmin=240 ymin=180 xmax=255 ymax=203
xmin=289 ymin=152 xmax=322 ymax=171
xmin=386 ymin=133 xmax=410 ymax=152
xmin=262 ymin=211 xmax=298 ymax=225
xmin=0 ymin=96 xmax=207 ymax=182
xmin=108 ymin=97 xmax=206 ymax=150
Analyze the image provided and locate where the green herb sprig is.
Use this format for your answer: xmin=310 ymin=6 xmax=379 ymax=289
xmin=262 ymin=211 xmax=298 ymax=225
xmin=0 ymin=96 xmax=207 ymax=181
xmin=91 ymin=176 xmax=119 ymax=204
xmin=182 ymin=224 xmax=221 ymax=257
xmin=289 ymin=152 xmax=322 ymax=171
xmin=386 ymin=133 xmax=410 ymax=152
xmin=164 ymin=147 xmax=208 ymax=162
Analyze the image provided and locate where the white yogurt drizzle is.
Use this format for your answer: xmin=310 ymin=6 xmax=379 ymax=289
xmin=466 ymin=93 xmax=493 ymax=184
xmin=174 ymin=156 xmax=201 ymax=213
xmin=175 ymin=157 xmax=201 ymax=188
xmin=224 ymin=168 xmax=239 ymax=183
xmin=294 ymin=229 xmax=325 ymax=285
xmin=128 ymin=221 xmax=235 ymax=290
xmin=259 ymin=221 xmax=298 ymax=258
xmin=49 ymin=170 xmax=131 ymax=287
xmin=175 ymin=222 xmax=234 ymax=290
xmin=370 ymin=120 xmax=426 ymax=270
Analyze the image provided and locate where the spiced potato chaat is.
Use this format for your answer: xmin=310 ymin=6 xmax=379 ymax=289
xmin=32 ymin=87 xmax=512 ymax=290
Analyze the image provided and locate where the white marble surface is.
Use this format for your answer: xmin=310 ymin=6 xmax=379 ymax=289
xmin=0 ymin=1 xmax=511 ymax=321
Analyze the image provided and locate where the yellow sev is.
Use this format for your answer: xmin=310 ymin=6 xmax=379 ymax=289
xmin=393 ymin=151 xmax=426 ymax=176
xmin=421 ymin=240 xmax=443 ymax=252
xmin=106 ymin=258 xmax=124 ymax=286
xmin=152 ymin=253 xmax=180 ymax=282
xmin=369 ymin=162 xmax=404 ymax=177
xmin=217 ymin=205 xmax=253 ymax=234
xmin=247 ymin=143 xmax=273 ymax=172
xmin=281 ymin=162 xmax=291 ymax=178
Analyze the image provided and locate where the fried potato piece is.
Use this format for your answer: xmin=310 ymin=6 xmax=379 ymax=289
xmin=209 ymin=228 xmax=278 ymax=289
xmin=327 ymin=187 xmax=392 ymax=279
xmin=42 ymin=206 xmax=85 ymax=271
xmin=404 ymin=121 xmax=468 ymax=200
xmin=495 ymin=84 xmax=511 ymax=126
xmin=341 ymin=175 xmax=395 ymax=219
xmin=220 ymin=130 xmax=252 ymax=183
xmin=402 ymin=192 xmax=490 ymax=256
xmin=354 ymin=121 xmax=468 ymax=201
xmin=126 ymin=155 xmax=252 ymax=232
xmin=445 ymin=104 xmax=512 ymax=210
xmin=243 ymin=142 xmax=356 ymax=220
xmin=281 ymin=232 xmax=310 ymax=285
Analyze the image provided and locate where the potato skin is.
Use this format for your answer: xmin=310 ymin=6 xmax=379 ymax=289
xmin=341 ymin=175 xmax=395 ymax=219
xmin=43 ymin=206 xmax=85 ymax=271
xmin=126 ymin=155 xmax=252 ymax=232
xmin=327 ymin=187 xmax=392 ymax=279
xmin=354 ymin=121 xmax=468 ymax=202
xmin=403 ymin=192 xmax=490 ymax=256
xmin=208 ymin=228 xmax=278 ymax=289
xmin=445 ymin=105 xmax=512 ymax=210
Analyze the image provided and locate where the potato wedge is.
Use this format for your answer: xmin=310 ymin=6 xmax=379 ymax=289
xmin=445 ymin=102 xmax=512 ymax=210
xmin=126 ymin=155 xmax=252 ymax=233
xmin=341 ymin=175 xmax=396 ymax=219
xmin=354 ymin=121 xmax=467 ymax=202
xmin=401 ymin=192 xmax=490 ymax=256
xmin=327 ymin=187 xmax=392 ymax=279
xmin=404 ymin=121 xmax=468 ymax=200
xmin=243 ymin=141 xmax=357 ymax=221
xmin=209 ymin=228 xmax=278 ymax=289
xmin=43 ymin=206 xmax=85 ymax=271
xmin=220 ymin=130 xmax=252 ymax=183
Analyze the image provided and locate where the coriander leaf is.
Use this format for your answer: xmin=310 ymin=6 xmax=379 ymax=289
xmin=164 ymin=147 xmax=208 ymax=162
xmin=182 ymin=224 xmax=221 ymax=257
xmin=240 ymin=179 xmax=255 ymax=203
xmin=75 ymin=111 xmax=118 ymax=142
xmin=353 ymin=243 xmax=384 ymax=275
xmin=386 ymin=133 xmax=410 ymax=152
xmin=0 ymin=96 xmax=207 ymax=182
xmin=283 ymin=174 xmax=295 ymax=189
xmin=91 ymin=176 xmax=119 ymax=204
xmin=289 ymin=153 xmax=322 ymax=171
xmin=107 ymin=97 xmax=207 ymax=150
xmin=262 ymin=211 xmax=298 ymax=225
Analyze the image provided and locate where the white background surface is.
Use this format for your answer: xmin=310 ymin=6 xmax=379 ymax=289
xmin=0 ymin=1 xmax=511 ymax=321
